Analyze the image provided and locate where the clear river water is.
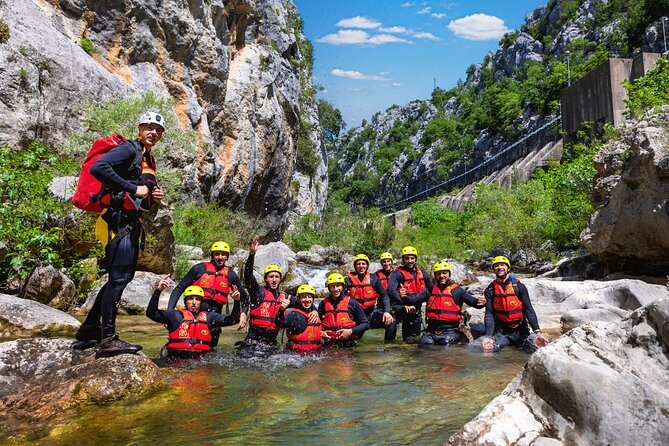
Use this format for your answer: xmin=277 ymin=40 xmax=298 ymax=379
xmin=9 ymin=316 xmax=529 ymax=445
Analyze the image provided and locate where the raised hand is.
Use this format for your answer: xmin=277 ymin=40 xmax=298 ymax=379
xmin=250 ymin=236 xmax=259 ymax=254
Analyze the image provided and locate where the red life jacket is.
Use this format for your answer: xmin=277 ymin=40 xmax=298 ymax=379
xmin=397 ymin=266 xmax=426 ymax=294
xmin=321 ymin=296 xmax=356 ymax=337
xmin=425 ymin=283 xmax=462 ymax=323
xmin=192 ymin=263 xmax=230 ymax=304
xmin=287 ymin=309 xmax=322 ymax=351
xmin=374 ymin=269 xmax=393 ymax=290
xmin=346 ymin=272 xmax=378 ymax=310
xmin=166 ymin=310 xmax=212 ymax=353
xmin=72 ymin=135 xmax=146 ymax=213
xmin=491 ymin=279 xmax=524 ymax=323
xmin=249 ymin=289 xmax=285 ymax=331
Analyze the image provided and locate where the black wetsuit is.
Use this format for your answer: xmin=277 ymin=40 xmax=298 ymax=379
xmin=147 ymin=289 xmax=237 ymax=357
xmin=76 ymin=139 xmax=153 ymax=343
xmin=406 ymin=281 xmax=483 ymax=346
xmin=168 ymin=262 xmax=247 ymax=346
xmin=317 ymin=296 xmax=370 ymax=348
xmin=387 ymin=267 xmax=433 ymax=340
xmin=484 ymin=278 xmax=540 ymax=352
xmin=344 ymin=272 xmax=396 ymax=341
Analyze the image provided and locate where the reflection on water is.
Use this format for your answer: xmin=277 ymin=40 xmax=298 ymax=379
xmin=5 ymin=316 xmax=528 ymax=445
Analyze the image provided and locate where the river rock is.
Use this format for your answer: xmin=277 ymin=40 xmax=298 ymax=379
xmin=0 ymin=293 xmax=80 ymax=338
xmin=175 ymin=244 xmax=204 ymax=261
xmin=246 ymin=241 xmax=296 ymax=280
xmin=21 ymin=264 xmax=75 ymax=307
xmin=0 ymin=338 xmax=163 ymax=433
xmin=48 ymin=176 xmax=77 ymax=202
xmin=295 ymin=247 xmax=326 ymax=266
xmin=79 ymin=271 xmax=173 ymax=315
xmin=581 ymin=108 xmax=669 ymax=275
xmin=448 ymin=298 xmax=669 ymax=445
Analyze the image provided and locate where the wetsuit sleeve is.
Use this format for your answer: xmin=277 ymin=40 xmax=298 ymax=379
xmin=281 ymin=310 xmax=309 ymax=335
xmin=243 ymin=253 xmax=264 ymax=309
xmin=405 ymin=287 xmax=431 ymax=306
xmin=168 ymin=263 xmax=205 ymax=310
xmin=456 ymin=286 xmax=482 ymax=308
xmin=518 ymin=283 xmax=540 ymax=332
xmin=228 ymin=269 xmax=249 ymax=314
xmin=146 ymin=289 xmax=167 ymax=324
xmin=387 ymin=270 xmax=403 ymax=309
xmin=371 ymin=275 xmax=390 ymax=312
xmin=90 ymin=141 xmax=140 ymax=194
xmin=208 ymin=311 xmax=237 ymax=327
xmin=318 ymin=299 xmax=326 ymax=320
xmin=343 ymin=275 xmax=352 ymax=296
xmin=484 ymin=285 xmax=495 ymax=336
xmin=350 ymin=299 xmax=370 ymax=335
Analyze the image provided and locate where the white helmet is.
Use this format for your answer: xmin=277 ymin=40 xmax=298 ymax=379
xmin=138 ymin=112 xmax=166 ymax=131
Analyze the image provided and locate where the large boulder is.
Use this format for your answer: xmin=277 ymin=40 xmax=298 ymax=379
xmin=241 ymin=241 xmax=296 ymax=283
xmin=21 ymin=264 xmax=76 ymax=310
xmin=0 ymin=293 xmax=80 ymax=338
xmin=78 ymin=272 xmax=173 ymax=315
xmin=0 ymin=338 xmax=163 ymax=434
xmin=448 ymin=298 xmax=669 ymax=445
xmin=581 ymin=108 xmax=669 ymax=274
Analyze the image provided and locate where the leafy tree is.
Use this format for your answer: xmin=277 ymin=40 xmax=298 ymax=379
xmin=624 ymin=57 xmax=669 ymax=118
xmin=317 ymin=99 xmax=345 ymax=142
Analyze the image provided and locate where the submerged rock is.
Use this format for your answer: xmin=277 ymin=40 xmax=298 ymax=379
xmin=448 ymin=298 xmax=669 ymax=445
xmin=0 ymin=338 xmax=163 ymax=433
xmin=0 ymin=293 xmax=80 ymax=338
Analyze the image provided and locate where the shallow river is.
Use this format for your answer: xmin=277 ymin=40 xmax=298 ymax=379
xmin=14 ymin=316 xmax=528 ymax=445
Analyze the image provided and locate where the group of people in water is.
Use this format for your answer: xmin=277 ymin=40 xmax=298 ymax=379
xmin=145 ymin=238 xmax=549 ymax=358
xmin=71 ymin=110 xmax=548 ymax=359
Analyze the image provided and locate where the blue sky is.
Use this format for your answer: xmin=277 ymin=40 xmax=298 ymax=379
xmin=293 ymin=0 xmax=545 ymax=128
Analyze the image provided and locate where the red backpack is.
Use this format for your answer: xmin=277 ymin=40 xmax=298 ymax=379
xmin=71 ymin=134 xmax=142 ymax=213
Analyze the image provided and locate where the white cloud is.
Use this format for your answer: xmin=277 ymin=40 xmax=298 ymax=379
xmin=431 ymin=13 xmax=447 ymax=19
xmin=332 ymin=69 xmax=391 ymax=81
xmin=448 ymin=13 xmax=510 ymax=41
xmin=336 ymin=16 xmax=381 ymax=29
xmin=368 ymin=34 xmax=413 ymax=45
xmin=379 ymin=25 xmax=410 ymax=34
xmin=417 ymin=7 xmax=431 ymax=14
xmin=380 ymin=71 xmax=391 ymax=75
xmin=317 ymin=29 xmax=369 ymax=45
xmin=413 ymin=32 xmax=439 ymax=40
xmin=401 ymin=2 xmax=414 ymax=7
xmin=392 ymin=82 xmax=402 ymax=87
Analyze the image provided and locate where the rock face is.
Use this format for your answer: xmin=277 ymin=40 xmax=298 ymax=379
xmin=0 ymin=293 xmax=80 ymax=338
xmin=0 ymin=0 xmax=325 ymax=239
xmin=0 ymin=338 xmax=163 ymax=433
xmin=137 ymin=205 xmax=176 ymax=274
xmin=448 ymin=298 xmax=669 ymax=445
xmin=581 ymin=108 xmax=669 ymax=274
xmin=79 ymin=271 xmax=173 ymax=315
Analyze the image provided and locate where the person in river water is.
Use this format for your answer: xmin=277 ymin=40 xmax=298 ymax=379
xmin=72 ymin=112 xmax=165 ymax=358
xmin=238 ymin=237 xmax=319 ymax=356
xmin=387 ymin=246 xmax=433 ymax=342
xmin=403 ymin=261 xmax=486 ymax=347
xmin=481 ymin=256 xmax=549 ymax=352
xmin=282 ymin=284 xmax=322 ymax=352
xmin=344 ymin=254 xmax=396 ymax=342
xmin=147 ymin=278 xmax=240 ymax=358
xmin=167 ymin=241 xmax=247 ymax=347
xmin=319 ymin=273 xmax=369 ymax=348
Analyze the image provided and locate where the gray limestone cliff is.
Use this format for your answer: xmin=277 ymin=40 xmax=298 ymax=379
xmin=0 ymin=0 xmax=325 ymax=239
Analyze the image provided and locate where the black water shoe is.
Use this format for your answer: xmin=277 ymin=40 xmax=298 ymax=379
xmin=71 ymin=339 xmax=98 ymax=350
xmin=95 ymin=335 xmax=143 ymax=358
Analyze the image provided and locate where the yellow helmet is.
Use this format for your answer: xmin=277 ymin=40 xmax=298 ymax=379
xmin=401 ymin=246 xmax=418 ymax=257
xmin=264 ymin=264 xmax=283 ymax=277
xmin=433 ymin=261 xmax=452 ymax=274
xmin=184 ymin=285 xmax=205 ymax=299
xmin=492 ymin=256 xmax=510 ymax=267
xmin=326 ymin=273 xmax=345 ymax=286
xmin=296 ymin=284 xmax=316 ymax=296
xmin=379 ymin=252 xmax=394 ymax=261
xmin=211 ymin=241 xmax=230 ymax=254
xmin=353 ymin=254 xmax=370 ymax=264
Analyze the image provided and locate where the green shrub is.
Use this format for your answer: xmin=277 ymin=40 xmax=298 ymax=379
xmin=624 ymin=57 xmax=669 ymax=118
xmin=79 ymin=37 xmax=99 ymax=55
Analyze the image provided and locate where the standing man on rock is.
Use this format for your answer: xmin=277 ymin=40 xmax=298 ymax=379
xmin=482 ymin=256 xmax=548 ymax=352
xmin=319 ymin=273 xmax=369 ymax=348
xmin=168 ymin=241 xmax=247 ymax=346
xmin=73 ymin=112 xmax=165 ymax=357
xmin=387 ymin=246 xmax=433 ymax=342
xmin=404 ymin=262 xmax=486 ymax=346
xmin=373 ymin=252 xmax=395 ymax=291
xmin=345 ymin=254 xmax=396 ymax=342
